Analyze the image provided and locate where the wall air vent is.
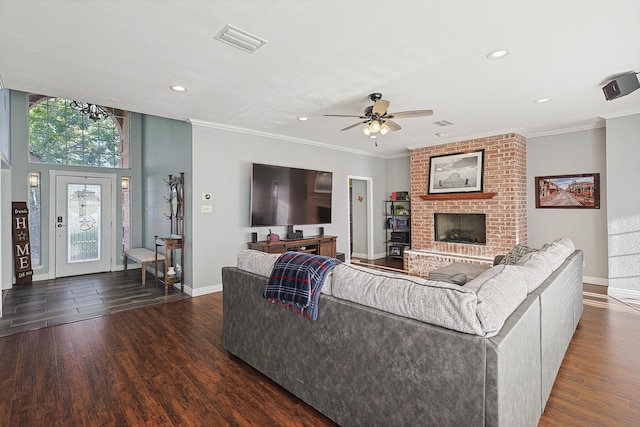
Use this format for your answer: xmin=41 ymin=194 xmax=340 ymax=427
xmin=214 ymin=24 xmax=268 ymax=53
xmin=433 ymin=120 xmax=455 ymax=127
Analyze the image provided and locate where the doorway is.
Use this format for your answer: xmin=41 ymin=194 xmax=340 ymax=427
xmin=50 ymin=171 xmax=116 ymax=278
xmin=348 ymin=176 xmax=374 ymax=261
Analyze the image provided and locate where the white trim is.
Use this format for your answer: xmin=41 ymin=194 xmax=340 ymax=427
xmin=404 ymin=127 xmax=529 ymax=151
xmin=599 ymin=110 xmax=640 ymax=120
xmin=583 ymin=276 xmax=608 ymax=286
xmin=189 ymin=283 xmax=222 ymax=297
xmin=188 ymin=118 xmax=388 ymax=159
xmin=607 ymin=287 xmax=640 ymax=300
xmin=347 ymin=175 xmax=374 ymax=262
xmin=48 ymin=170 xmax=117 ymax=280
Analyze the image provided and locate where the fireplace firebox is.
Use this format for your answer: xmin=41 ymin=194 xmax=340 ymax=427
xmin=434 ymin=213 xmax=486 ymax=245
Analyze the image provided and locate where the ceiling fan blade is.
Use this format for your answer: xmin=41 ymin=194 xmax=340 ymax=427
xmin=385 ymin=120 xmax=402 ymax=131
xmin=324 ymin=114 xmax=367 ymax=118
xmin=341 ymin=121 xmax=366 ymax=131
xmin=388 ymin=110 xmax=433 ymax=119
xmin=372 ymin=99 xmax=390 ymax=115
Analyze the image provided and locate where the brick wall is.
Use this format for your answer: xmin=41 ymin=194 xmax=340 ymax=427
xmin=407 ymin=133 xmax=527 ymax=275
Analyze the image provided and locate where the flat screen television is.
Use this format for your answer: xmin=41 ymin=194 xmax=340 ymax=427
xmin=250 ymin=163 xmax=333 ymax=227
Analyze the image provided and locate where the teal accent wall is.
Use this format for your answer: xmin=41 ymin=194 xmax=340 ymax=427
xmin=141 ymin=114 xmax=192 ymax=287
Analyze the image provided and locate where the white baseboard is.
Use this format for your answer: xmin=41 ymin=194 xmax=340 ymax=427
xmin=189 ymin=283 xmax=222 ymax=297
xmin=583 ymin=276 xmax=608 ymax=286
xmin=607 ymin=287 xmax=640 ymax=300
xmin=351 ymin=252 xmax=367 ymax=259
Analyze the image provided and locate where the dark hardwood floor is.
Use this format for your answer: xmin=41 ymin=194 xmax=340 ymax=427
xmin=0 ymin=270 xmax=190 ymax=337
xmin=0 ymin=280 xmax=639 ymax=426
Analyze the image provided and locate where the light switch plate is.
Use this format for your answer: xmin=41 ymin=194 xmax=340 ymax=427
xmin=201 ymin=205 xmax=212 ymax=213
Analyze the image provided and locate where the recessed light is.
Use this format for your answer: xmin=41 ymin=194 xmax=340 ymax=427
xmin=170 ymin=85 xmax=188 ymax=93
xmin=535 ymin=98 xmax=551 ymax=103
xmin=297 ymin=116 xmax=309 ymax=121
xmin=487 ymin=50 xmax=509 ymax=60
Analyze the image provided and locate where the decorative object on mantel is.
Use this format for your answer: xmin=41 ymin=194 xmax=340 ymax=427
xmin=535 ymin=173 xmax=600 ymax=209
xmin=428 ymin=150 xmax=484 ymax=194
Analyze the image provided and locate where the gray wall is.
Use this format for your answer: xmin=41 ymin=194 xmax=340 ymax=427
xmin=385 ymin=155 xmax=411 ymax=197
xmin=190 ymin=123 xmax=387 ymax=289
xmin=527 ymin=128 xmax=608 ymax=281
xmin=605 ymin=113 xmax=640 ymax=294
xmin=0 ymin=90 xmax=10 ymax=165
xmin=141 ymin=115 xmax=192 ymax=286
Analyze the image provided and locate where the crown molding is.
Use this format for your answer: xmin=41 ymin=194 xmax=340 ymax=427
xmin=599 ymin=109 xmax=640 ymax=120
xmin=187 ymin=118 xmax=400 ymax=159
xmin=405 ymin=127 xmax=529 ymax=151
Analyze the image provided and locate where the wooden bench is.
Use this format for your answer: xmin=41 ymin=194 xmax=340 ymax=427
xmin=124 ymin=248 xmax=164 ymax=287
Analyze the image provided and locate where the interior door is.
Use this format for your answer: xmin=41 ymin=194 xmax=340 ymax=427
xmin=55 ymin=174 xmax=113 ymax=277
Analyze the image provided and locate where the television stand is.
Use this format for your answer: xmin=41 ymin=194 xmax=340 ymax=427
xmin=248 ymin=235 xmax=337 ymax=258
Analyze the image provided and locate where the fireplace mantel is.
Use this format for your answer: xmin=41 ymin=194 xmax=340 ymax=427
xmin=419 ymin=192 xmax=496 ymax=201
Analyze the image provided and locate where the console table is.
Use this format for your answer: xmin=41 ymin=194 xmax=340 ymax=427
xmin=248 ymin=235 xmax=337 ymax=258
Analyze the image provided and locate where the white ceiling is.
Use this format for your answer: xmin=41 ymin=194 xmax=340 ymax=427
xmin=1 ymin=0 xmax=639 ymax=157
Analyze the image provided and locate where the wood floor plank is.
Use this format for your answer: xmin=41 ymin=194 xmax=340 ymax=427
xmin=1 ymin=281 xmax=639 ymax=425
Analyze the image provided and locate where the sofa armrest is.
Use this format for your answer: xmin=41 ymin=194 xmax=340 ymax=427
xmin=493 ymin=255 xmax=504 ymax=266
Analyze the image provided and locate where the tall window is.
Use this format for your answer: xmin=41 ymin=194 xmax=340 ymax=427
xmin=28 ymin=172 xmax=41 ymax=266
xmin=28 ymin=95 xmax=129 ymax=168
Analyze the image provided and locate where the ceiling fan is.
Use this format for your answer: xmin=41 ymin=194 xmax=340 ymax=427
xmin=324 ymin=93 xmax=433 ymax=143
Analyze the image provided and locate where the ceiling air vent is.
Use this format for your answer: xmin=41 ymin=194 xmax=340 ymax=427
xmin=215 ymin=24 xmax=268 ymax=53
xmin=433 ymin=120 xmax=455 ymax=127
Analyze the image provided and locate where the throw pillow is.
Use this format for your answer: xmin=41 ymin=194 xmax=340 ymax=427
xmin=427 ymin=272 xmax=468 ymax=285
xmin=499 ymin=244 xmax=537 ymax=265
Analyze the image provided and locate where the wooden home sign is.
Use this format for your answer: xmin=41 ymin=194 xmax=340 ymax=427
xmin=12 ymin=201 xmax=33 ymax=285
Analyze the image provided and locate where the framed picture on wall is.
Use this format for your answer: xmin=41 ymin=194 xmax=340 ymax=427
xmin=428 ymin=150 xmax=484 ymax=194
xmin=535 ymin=173 xmax=600 ymax=209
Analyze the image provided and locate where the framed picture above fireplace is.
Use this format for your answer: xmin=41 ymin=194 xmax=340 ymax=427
xmin=535 ymin=173 xmax=600 ymax=209
xmin=428 ymin=150 xmax=484 ymax=194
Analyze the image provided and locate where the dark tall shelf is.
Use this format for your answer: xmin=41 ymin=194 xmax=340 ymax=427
xmin=385 ymin=199 xmax=411 ymax=259
xmin=155 ymin=172 xmax=185 ymax=295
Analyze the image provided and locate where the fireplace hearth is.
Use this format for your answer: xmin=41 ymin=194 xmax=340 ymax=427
xmin=435 ymin=213 xmax=486 ymax=245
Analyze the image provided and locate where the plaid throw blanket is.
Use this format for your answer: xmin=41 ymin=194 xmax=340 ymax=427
xmin=264 ymin=251 xmax=341 ymax=320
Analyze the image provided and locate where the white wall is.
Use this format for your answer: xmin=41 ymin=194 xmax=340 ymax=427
xmin=527 ymin=128 xmax=608 ymax=282
xmin=190 ymin=123 xmax=387 ymax=289
xmin=605 ymin=113 xmax=640 ymax=295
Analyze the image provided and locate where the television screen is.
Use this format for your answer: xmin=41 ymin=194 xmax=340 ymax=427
xmin=250 ymin=163 xmax=332 ymax=227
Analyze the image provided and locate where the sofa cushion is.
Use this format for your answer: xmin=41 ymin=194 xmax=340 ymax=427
xmin=427 ymin=272 xmax=468 ymax=285
xmin=499 ymin=244 xmax=538 ymax=265
xmin=511 ymin=252 xmax=554 ymax=293
xmin=464 ymin=265 xmax=528 ymax=337
xmin=538 ymin=239 xmax=574 ymax=270
xmin=331 ymin=264 xmax=484 ymax=335
xmin=237 ymin=249 xmax=335 ymax=294
xmin=237 ymin=249 xmax=280 ymax=277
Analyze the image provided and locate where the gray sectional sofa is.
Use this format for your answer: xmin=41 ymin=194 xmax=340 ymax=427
xmin=222 ymin=238 xmax=583 ymax=426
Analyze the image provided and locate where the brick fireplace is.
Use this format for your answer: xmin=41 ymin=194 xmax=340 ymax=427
xmin=406 ymin=133 xmax=527 ymax=276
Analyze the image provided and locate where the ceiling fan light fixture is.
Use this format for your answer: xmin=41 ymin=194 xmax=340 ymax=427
xmin=380 ymin=123 xmax=390 ymax=135
xmin=370 ymin=120 xmax=381 ymax=133
xmin=362 ymin=125 xmax=371 ymax=136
